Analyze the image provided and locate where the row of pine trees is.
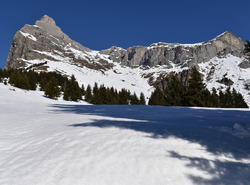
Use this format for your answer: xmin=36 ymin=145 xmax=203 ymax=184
xmin=148 ymin=67 xmax=248 ymax=108
xmin=0 ymin=67 xmax=248 ymax=107
xmin=0 ymin=68 xmax=145 ymax=105
xmin=84 ymin=83 xmax=146 ymax=105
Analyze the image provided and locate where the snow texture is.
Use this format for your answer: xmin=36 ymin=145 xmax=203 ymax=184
xmin=20 ymin=31 xmax=37 ymax=41
xmin=198 ymin=54 xmax=250 ymax=106
xmin=0 ymin=83 xmax=250 ymax=185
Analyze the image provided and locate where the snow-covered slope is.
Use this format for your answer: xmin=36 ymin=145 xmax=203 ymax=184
xmin=22 ymin=51 xmax=250 ymax=106
xmin=1 ymin=83 xmax=250 ymax=185
xmin=199 ymin=54 xmax=250 ymax=105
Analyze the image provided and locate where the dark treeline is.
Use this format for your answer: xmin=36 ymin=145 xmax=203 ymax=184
xmin=0 ymin=68 xmax=146 ymax=105
xmin=148 ymin=67 xmax=248 ymax=108
xmin=84 ymin=82 xmax=146 ymax=105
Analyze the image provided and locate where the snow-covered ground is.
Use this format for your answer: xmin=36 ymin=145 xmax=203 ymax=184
xmin=0 ymin=83 xmax=250 ymax=185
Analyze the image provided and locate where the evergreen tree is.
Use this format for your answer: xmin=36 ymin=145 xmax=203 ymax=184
xmin=9 ymin=69 xmax=31 ymax=90
xmin=232 ymin=88 xmax=248 ymax=108
xmin=9 ymin=69 xmax=20 ymax=87
xmin=27 ymin=70 xmax=37 ymax=90
xmin=63 ymin=75 xmax=82 ymax=101
xmin=44 ymin=77 xmax=61 ymax=99
xmin=203 ymin=89 xmax=212 ymax=107
xmin=98 ymin=84 xmax=109 ymax=104
xmin=148 ymin=87 xmax=166 ymax=106
xmin=219 ymin=90 xmax=226 ymax=107
xmin=185 ymin=67 xmax=206 ymax=107
xmin=211 ymin=88 xmax=219 ymax=107
xmin=71 ymin=76 xmax=82 ymax=101
xmin=224 ymin=87 xmax=233 ymax=108
xmin=20 ymin=73 xmax=31 ymax=90
xmin=118 ymin=88 xmax=130 ymax=104
xmin=164 ymin=75 xmax=184 ymax=106
xmin=92 ymin=82 xmax=101 ymax=104
xmin=139 ymin=92 xmax=146 ymax=105
xmin=109 ymin=87 xmax=119 ymax=104
xmin=85 ymin=85 xmax=92 ymax=103
xmin=130 ymin=93 xmax=139 ymax=105
xmin=81 ymin=84 xmax=86 ymax=96
xmin=39 ymin=78 xmax=47 ymax=91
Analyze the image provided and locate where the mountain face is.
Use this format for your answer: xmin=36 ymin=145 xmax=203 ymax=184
xmin=4 ymin=15 xmax=250 ymax=105
xmin=101 ymin=31 xmax=245 ymax=68
xmin=5 ymin=15 xmax=112 ymax=71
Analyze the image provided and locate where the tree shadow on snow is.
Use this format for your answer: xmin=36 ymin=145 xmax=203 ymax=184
xmin=51 ymin=104 xmax=250 ymax=184
xmin=168 ymin=151 xmax=250 ymax=185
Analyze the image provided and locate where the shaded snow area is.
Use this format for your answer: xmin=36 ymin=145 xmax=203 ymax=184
xmin=0 ymin=83 xmax=250 ymax=185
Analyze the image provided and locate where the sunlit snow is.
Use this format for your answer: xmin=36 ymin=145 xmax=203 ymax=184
xmin=0 ymin=83 xmax=250 ymax=185
xmin=20 ymin=31 xmax=37 ymax=42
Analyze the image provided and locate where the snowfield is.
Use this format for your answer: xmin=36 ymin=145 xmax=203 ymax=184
xmin=0 ymin=83 xmax=250 ymax=185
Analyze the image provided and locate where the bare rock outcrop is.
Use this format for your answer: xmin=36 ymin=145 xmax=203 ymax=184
xmin=5 ymin=15 xmax=92 ymax=70
xmin=101 ymin=31 xmax=245 ymax=68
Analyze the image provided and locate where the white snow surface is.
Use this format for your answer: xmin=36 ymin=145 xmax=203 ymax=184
xmin=198 ymin=54 xmax=250 ymax=105
xmin=20 ymin=31 xmax=37 ymax=42
xmin=0 ymin=83 xmax=250 ymax=185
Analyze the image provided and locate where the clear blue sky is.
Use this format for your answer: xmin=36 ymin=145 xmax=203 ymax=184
xmin=1 ymin=0 xmax=250 ymax=69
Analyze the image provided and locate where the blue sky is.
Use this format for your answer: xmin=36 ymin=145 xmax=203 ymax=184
xmin=1 ymin=0 xmax=250 ymax=69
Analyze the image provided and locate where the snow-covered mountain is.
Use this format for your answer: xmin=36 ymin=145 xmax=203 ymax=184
xmin=4 ymin=15 xmax=250 ymax=105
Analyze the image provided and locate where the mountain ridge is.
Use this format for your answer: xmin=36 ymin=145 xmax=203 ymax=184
xmin=3 ymin=15 xmax=250 ymax=106
xmin=5 ymin=15 xmax=246 ymax=70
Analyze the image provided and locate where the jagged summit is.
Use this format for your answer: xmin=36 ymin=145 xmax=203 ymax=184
xmin=215 ymin=30 xmax=234 ymax=38
xmin=35 ymin=15 xmax=66 ymax=41
xmin=36 ymin=15 xmax=56 ymax=26
xmin=5 ymin=15 xmax=92 ymax=69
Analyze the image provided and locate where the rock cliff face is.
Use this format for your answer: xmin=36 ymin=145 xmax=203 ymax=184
xmin=5 ymin=15 xmax=112 ymax=71
xmin=101 ymin=31 xmax=245 ymax=68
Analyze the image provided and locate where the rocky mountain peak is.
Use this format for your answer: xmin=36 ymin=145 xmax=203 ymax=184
xmin=35 ymin=15 xmax=65 ymax=40
xmin=215 ymin=30 xmax=234 ymax=39
xmin=4 ymin=15 xmax=93 ymax=69
xmin=37 ymin=15 xmax=56 ymax=26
